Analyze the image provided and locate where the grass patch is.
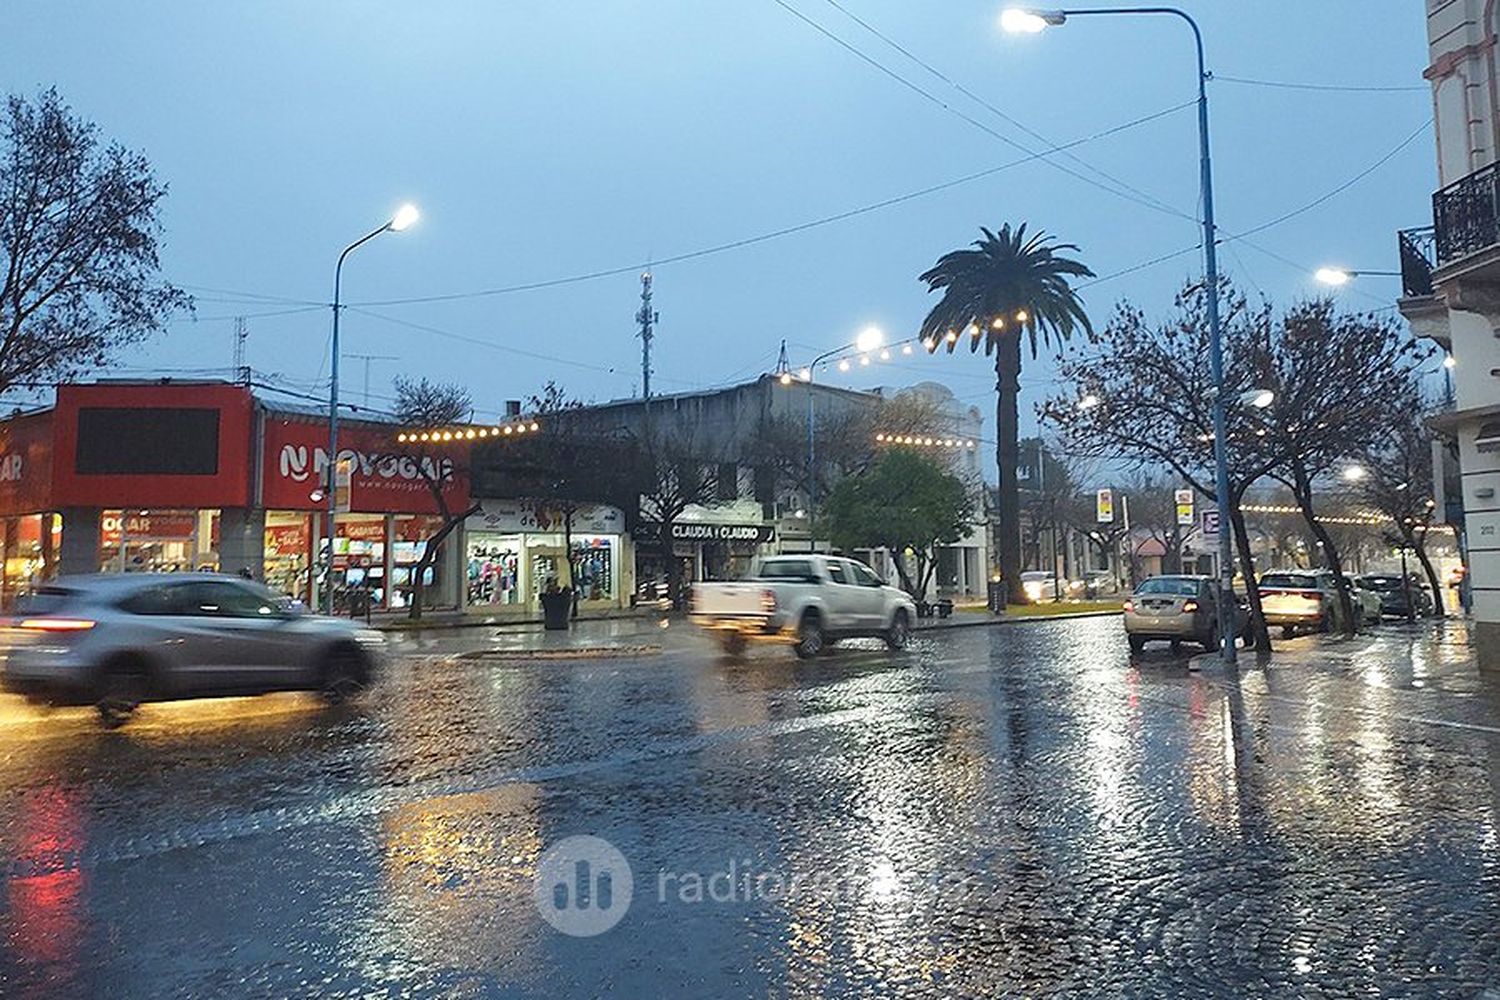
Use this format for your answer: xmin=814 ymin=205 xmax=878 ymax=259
xmin=1005 ymin=599 xmax=1124 ymax=617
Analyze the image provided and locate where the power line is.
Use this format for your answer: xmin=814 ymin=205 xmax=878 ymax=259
xmin=346 ymin=102 xmax=1192 ymax=309
xmin=1213 ymin=74 xmax=1428 ymax=94
xmin=817 ymin=0 xmax=1187 ymax=220
xmin=769 ymin=0 xmax=1198 ymax=224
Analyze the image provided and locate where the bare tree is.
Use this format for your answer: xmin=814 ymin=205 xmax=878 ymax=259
xmin=1122 ymin=470 xmax=1187 ymax=578
xmin=390 ymin=377 xmax=481 ymax=620
xmin=1 ymin=89 xmax=189 ymax=393
xmin=1356 ymin=382 xmax=1448 ymax=617
xmin=1255 ymin=301 xmax=1428 ymax=634
xmin=1042 ymin=281 xmax=1281 ymax=651
xmin=638 ymin=434 xmax=722 ymax=608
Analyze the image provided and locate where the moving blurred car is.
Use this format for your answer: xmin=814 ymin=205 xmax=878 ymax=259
xmin=0 ymin=574 xmax=384 ymax=727
xmin=1021 ymin=570 xmax=1063 ymax=603
xmin=1123 ymin=575 xmax=1239 ymax=652
xmin=1072 ymin=570 xmax=1120 ymax=599
xmin=1354 ymin=574 xmax=1433 ymax=619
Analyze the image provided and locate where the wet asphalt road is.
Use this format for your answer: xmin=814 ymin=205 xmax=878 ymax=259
xmin=1 ymin=618 xmax=1499 ymax=998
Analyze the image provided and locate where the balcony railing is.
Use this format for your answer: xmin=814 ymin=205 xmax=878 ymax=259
xmin=1433 ymin=161 xmax=1500 ymax=267
xmin=1398 ymin=225 xmax=1435 ymax=298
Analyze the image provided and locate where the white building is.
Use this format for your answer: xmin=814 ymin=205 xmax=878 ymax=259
xmin=1398 ymin=1 xmax=1500 ymax=666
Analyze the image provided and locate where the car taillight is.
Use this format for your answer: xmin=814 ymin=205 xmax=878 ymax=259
xmin=761 ymin=589 xmax=777 ymax=613
xmin=1122 ymin=599 xmax=1134 ymax=613
xmin=1182 ymin=600 xmax=1199 ymax=612
xmin=19 ymin=618 xmax=95 ymax=631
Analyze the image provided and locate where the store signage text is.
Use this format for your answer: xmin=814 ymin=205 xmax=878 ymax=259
xmin=0 ymin=454 xmax=21 ymax=482
xmin=278 ymin=444 xmax=453 ymax=487
xmin=639 ymin=522 xmax=776 ymax=543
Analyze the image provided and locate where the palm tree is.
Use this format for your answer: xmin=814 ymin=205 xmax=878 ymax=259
xmin=918 ymin=224 xmax=1093 ymax=605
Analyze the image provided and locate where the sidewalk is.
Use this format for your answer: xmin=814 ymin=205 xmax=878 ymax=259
xmin=386 ymin=616 xmax=672 ymax=660
xmin=915 ymin=605 xmax=1123 ymax=631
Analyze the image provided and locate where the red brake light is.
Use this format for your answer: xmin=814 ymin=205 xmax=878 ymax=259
xmin=1122 ymin=599 xmax=1134 ymax=613
xmin=761 ymin=589 xmax=777 ymax=613
xmin=1182 ymin=600 xmax=1199 ymax=613
xmin=19 ymin=618 xmax=95 ymax=632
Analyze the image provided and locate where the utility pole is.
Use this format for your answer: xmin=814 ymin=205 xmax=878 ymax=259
xmin=774 ymin=340 xmax=791 ymax=377
xmin=636 ymin=271 xmax=657 ymax=401
xmin=343 ymin=353 xmax=397 ymax=409
xmin=232 ymin=317 xmax=250 ymax=385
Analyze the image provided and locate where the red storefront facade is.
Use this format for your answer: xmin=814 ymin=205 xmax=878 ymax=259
xmin=0 ymin=381 xmax=469 ymax=611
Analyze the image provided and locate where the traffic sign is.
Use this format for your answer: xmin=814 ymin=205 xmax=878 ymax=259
xmin=1096 ymin=488 xmax=1114 ymax=523
xmin=1200 ymin=509 xmax=1220 ymax=538
xmin=1175 ymin=488 xmax=1194 ymax=526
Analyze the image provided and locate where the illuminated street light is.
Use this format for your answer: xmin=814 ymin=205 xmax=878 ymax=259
xmin=1314 ymin=265 xmax=1398 ymax=286
xmin=325 ymin=201 xmax=420 ymax=612
xmin=1078 ymin=393 xmax=1100 ymax=411
xmin=1000 ymin=8 xmax=1064 ymax=32
xmin=1444 ymin=354 xmax=1456 ymax=369
xmin=855 ymin=325 xmax=885 ymax=353
xmin=1342 ymin=465 xmax=1368 ymax=482
xmin=1244 ymin=388 xmax=1275 ymax=409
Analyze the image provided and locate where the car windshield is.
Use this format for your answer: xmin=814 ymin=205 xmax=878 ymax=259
xmin=13 ymin=586 xmax=79 ymax=615
xmin=1135 ymin=577 xmax=1198 ymax=596
xmin=1260 ymin=573 xmax=1319 ymax=589
xmin=757 ymin=559 xmax=818 ymax=582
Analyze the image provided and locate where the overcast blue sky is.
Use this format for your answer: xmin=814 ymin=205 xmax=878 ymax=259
xmin=7 ymin=2 xmax=1433 ymax=454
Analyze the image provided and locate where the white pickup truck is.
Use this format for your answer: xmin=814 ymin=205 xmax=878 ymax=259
xmin=689 ymin=555 xmax=918 ymax=658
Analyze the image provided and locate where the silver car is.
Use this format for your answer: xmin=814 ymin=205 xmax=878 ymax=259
xmin=0 ymin=573 xmax=384 ymax=726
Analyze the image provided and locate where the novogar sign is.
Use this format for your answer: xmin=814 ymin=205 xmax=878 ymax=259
xmin=261 ymin=418 xmax=468 ymax=513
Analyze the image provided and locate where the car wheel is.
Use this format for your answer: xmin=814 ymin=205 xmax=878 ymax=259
xmin=885 ymin=610 xmax=911 ymax=651
xmin=1169 ymin=638 xmax=1183 ymax=654
xmin=95 ymin=657 xmax=147 ymax=729
xmin=793 ymin=613 xmax=824 ymax=660
xmin=320 ymin=644 xmax=368 ymax=704
xmin=1281 ymin=625 xmax=1296 ymax=639
xmin=1128 ymin=634 xmax=1146 ymax=654
xmin=718 ymin=632 xmax=748 ymax=658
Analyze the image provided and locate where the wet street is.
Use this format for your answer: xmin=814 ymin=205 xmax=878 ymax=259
xmin=1 ymin=617 xmax=1499 ymax=998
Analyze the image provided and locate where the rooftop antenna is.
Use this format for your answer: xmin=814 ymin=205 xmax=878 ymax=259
xmin=232 ymin=317 xmax=250 ymax=384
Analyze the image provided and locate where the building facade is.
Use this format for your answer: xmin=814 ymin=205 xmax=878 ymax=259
xmin=1398 ymin=0 xmax=1500 ymax=665
xmin=0 ymin=381 xmax=466 ymax=613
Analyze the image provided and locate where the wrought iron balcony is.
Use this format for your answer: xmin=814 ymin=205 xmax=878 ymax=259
xmin=1433 ymin=161 xmax=1500 ymax=269
xmin=1398 ymin=225 xmax=1435 ymax=298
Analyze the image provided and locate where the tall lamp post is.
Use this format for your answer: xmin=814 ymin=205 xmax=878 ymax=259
xmin=780 ymin=325 xmax=884 ymax=551
xmin=1004 ymin=6 xmax=1236 ymax=663
xmin=325 ymin=203 xmax=419 ymax=613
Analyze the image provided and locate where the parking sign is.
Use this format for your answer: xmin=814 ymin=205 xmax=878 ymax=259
xmin=1200 ymin=509 xmax=1220 ymax=538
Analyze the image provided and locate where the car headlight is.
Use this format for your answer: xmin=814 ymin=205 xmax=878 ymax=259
xmin=1023 ymin=582 xmax=1042 ymax=599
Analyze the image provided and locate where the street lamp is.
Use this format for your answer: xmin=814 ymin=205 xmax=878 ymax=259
xmin=791 ymin=327 xmax=885 ymax=549
xmin=325 ymin=203 xmax=419 ymax=612
xmin=1314 ymin=266 xmax=1399 ymax=286
xmin=1341 ymin=465 xmax=1368 ymax=483
xmin=1003 ymin=5 xmax=1237 ymax=664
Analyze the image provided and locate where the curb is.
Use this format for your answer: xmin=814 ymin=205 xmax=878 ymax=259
xmin=916 ymin=609 xmax=1123 ymax=631
xmin=454 ymin=644 xmax=664 ymax=661
xmin=373 ymin=610 xmax=657 ymax=633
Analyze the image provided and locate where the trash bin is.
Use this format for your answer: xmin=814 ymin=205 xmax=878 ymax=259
xmin=540 ymin=588 xmax=572 ymax=630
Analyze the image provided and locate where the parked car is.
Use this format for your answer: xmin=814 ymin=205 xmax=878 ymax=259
xmin=0 ymin=574 xmax=385 ymax=727
xmin=1349 ymin=579 xmax=1384 ymax=627
xmin=1258 ymin=571 xmax=1332 ymax=636
xmin=1123 ymin=574 xmax=1240 ymax=652
xmin=689 ymin=555 xmax=916 ymax=658
xmin=1354 ymin=574 xmax=1434 ymax=619
xmin=1020 ymin=570 xmax=1064 ymax=603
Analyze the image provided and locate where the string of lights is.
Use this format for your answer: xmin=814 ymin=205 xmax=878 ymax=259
xmin=396 ymin=420 xmax=541 ymax=444
xmin=875 ymin=433 xmax=976 ymax=449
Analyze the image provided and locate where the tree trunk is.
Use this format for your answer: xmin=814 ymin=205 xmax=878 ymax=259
xmin=995 ymin=337 xmax=1024 ymax=605
xmin=1288 ymin=462 xmax=1355 ymax=636
xmin=563 ymin=506 xmax=578 ymax=620
xmin=1412 ymin=534 xmax=1446 ymax=617
xmin=1229 ymin=506 xmax=1271 ymax=653
xmin=1164 ymin=524 xmax=1183 ymax=575
xmin=662 ymin=514 xmax=685 ymax=611
xmin=892 ymin=548 xmax=919 ymax=598
xmin=407 ymin=503 xmax=479 ymax=621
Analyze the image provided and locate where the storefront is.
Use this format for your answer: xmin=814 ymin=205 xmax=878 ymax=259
xmin=634 ymin=515 xmax=777 ymax=589
xmin=260 ymin=413 xmax=466 ymax=613
xmin=0 ymin=381 xmax=470 ymax=614
xmin=464 ymin=500 xmax=630 ymax=614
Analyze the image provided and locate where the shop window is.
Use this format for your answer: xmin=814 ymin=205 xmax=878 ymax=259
xmin=569 ymin=536 xmax=614 ymax=601
xmin=99 ymin=509 xmax=213 ymax=574
xmin=468 ymin=535 xmax=522 ymax=605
